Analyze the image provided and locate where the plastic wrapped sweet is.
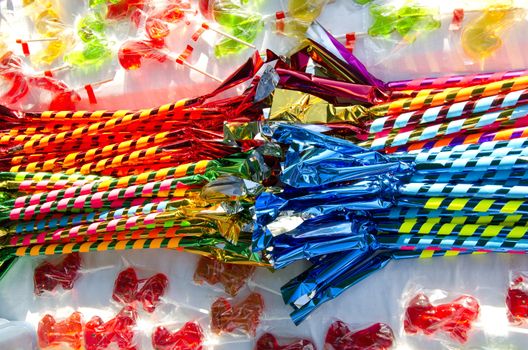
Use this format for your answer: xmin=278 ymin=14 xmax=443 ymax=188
xmin=461 ymin=1 xmax=524 ymax=62
xmin=324 ymin=321 xmax=394 ymax=350
xmin=403 ymin=293 xmax=480 ymax=343
xmin=152 ymin=322 xmax=204 ymax=350
xmin=84 ymin=306 xmax=138 ymax=350
xmin=210 ymin=292 xmax=264 ymax=335
xmin=131 ymin=0 xmax=192 ymax=44
xmin=112 ymin=267 xmax=169 ymax=313
xmin=64 ymin=12 xmax=112 ymax=70
xmin=368 ymin=3 xmax=440 ymax=42
xmin=23 ymin=0 xmax=76 ymax=67
xmin=506 ymin=273 xmax=528 ymax=325
xmin=117 ymin=39 xmax=168 ymax=70
xmin=193 ymin=256 xmax=255 ymax=296
xmin=255 ymin=332 xmax=316 ymax=350
xmin=37 ymin=311 xmax=83 ymax=350
xmin=34 ymin=253 xmax=81 ymax=295
xmin=0 ymin=51 xmax=79 ymax=109
xmin=280 ymin=0 xmax=329 ymax=39
xmin=90 ymin=0 xmax=145 ymax=20
xmin=198 ymin=0 xmax=263 ymax=57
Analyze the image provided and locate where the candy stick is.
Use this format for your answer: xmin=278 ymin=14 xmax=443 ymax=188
xmin=400 ymin=182 xmax=528 ymax=199
xmin=388 ymin=207 xmax=502 ymax=220
xmin=13 ymin=144 xmax=170 ymax=173
xmin=386 ymin=125 xmax=528 ymax=153
xmin=58 ymin=142 xmax=233 ymax=175
xmin=393 ymin=138 xmax=528 ymax=162
xmin=10 ymin=200 xmax=176 ymax=234
xmin=7 ymin=236 xmax=267 ymax=265
xmin=377 ymin=233 xmax=528 ymax=254
xmin=18 ymin=157 xmax=214 ymax=193
xmin=3 ymin=196 xmax=168 ymax=223
xmin=19 ymin=93 xmax=201 ymax=121
xmin=378 ymin=219 xmax=528 ymax=236
xmin=0 ymin=171 xmax=105 ymax=185
xmin=392 ymin=249 xmax=482 ymax=259
xmin=173 ymin=45 xmax=222 ymax=82
xmin=393 ymin=215 xmax=528 ymax=229
xmin=369 ymin=75 xmax=528 ymax=116
xmin=7 ymin=214 xmax=218 ymax=248
xmin=388 ymin=70 xmax=528 ymax=91
xmin=408 ymin=170 xmax=528 ymax=186
xmin=405 ymin=136 xmax=528 ymax=155
xmin=6 ymin=98 xmax=196 ymax=155
xmin=12 ymin=174 xmax=209 ymax=208
xmin=15 ymin=37 xmax=59 ymax=56
xmin=6 ymin=182 xmax=195 ymax=221
xmin=376 ymin=206 xmax=516 ymax=220
xmin=56 ymin=131 xmax=223 ymax=169
xmin=408 ymin=197 xmax=528 ymax=215
xmin=199 ymin=23 xmax=256 ymax=49
xmin=368 ymin=89 xmax=528 ymax=134
xmin=364 ymin=104 xmax=528 ymax=150
xmin=55 ymin=226 xmax=205 ymax=245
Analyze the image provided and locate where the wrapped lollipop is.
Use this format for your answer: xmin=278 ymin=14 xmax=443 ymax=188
xmin=199 ymin=0 xmax=263 ymax=57
xmin=21 ymin=0 xmax=76 ymax=67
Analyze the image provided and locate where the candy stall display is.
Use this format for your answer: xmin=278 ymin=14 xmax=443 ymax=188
xmin=2 ymin=0 xmax=528 ymax=349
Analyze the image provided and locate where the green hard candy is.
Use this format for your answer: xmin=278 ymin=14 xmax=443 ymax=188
xmin=77 ymin=13 xmax=106 ymax=43
xmin=214 ymin=16 xmax=263 ymax=57
xmin=368 ymin=3 xmax=440 ymax=42
xmin=210 ymin=0 xmax=263 ymax=56
xmin=64 ymin=39 xmax=112 ymax=69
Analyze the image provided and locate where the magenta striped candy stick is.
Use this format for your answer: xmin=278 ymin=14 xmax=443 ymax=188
xmin=388 ymin=69 xmax=528 ymax=91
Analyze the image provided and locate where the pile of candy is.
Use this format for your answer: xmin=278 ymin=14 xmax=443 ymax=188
xmin=3 ymin=0 xmax=528 ymax=349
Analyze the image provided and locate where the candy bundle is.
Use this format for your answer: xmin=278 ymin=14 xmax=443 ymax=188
xmin=0 ymin=56 xmax=270 ymax=269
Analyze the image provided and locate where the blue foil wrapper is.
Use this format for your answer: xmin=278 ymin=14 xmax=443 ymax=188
xmin=253 ymin=117 xmax=528 ymax=324
xmin=254 ymin=125 xmax=411 ymax=255
xmin=289 ymin=249 xmax=393 ymax=325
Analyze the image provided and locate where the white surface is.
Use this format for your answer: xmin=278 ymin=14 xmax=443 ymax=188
xmin=1 ymin=250 xmax=528 ymax=349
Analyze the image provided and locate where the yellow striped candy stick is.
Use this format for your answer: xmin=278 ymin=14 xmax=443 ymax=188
xmin=7 ymin=99 xmax=193 ymax=154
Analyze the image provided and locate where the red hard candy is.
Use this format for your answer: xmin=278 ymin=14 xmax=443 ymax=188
xmin=118 ymin=40 xmax=168 ymax=70
xmin=256 ymin=332 xmax=316 ymax=350
xmin=136 ymin=273 xmax=169 ymax=313
xmin=211 ymin=292 xmax=264 ymax=335
xmin=152 ymin=322 xmax=204 ymax=350
xmin=34 ymin=253 xmax=82 ymax=295
xmin=112 ymin=267 xmax=169 ymax=312
xmin=146 ymin=17 xmax=170 ymax=40
xmin=84 ymin=306 xmax=138 ymax=350
xmin=48 ymin=90 xmax=81 ymax=111
xmin=404 ymin=293 xmax=479 ymax=343
xmin=506 ymin=274 xmax=528 ymax=324
xmin=37 ymin=312 xmax=83 ymax=350
xmin=113 ymin=267 xmax=139 ymax=304
xmin=325 ymin=321 xmax=394 ymax=350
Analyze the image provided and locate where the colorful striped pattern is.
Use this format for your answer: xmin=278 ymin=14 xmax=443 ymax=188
xmin=370 ymin=89 xmax=528 ymax=134
xmin=8 ymin=100 xmax=191 ymax=154
xmin=371 ymin=74 xmax=528 ymax=116
xmin=388 ymin=70 xmax=528 ymax=91
xmin=365 ymin=104 xmax=528 ymax=150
